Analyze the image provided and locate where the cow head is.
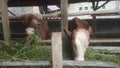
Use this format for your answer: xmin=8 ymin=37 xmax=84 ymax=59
xmin=21 ymin=13 xmax=50 ymax=39
xmin=64 ymin=17 xmax=91 ymax=61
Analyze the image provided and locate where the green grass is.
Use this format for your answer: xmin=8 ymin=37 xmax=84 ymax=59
xmin=85 ymin=48 xmax=120 ymax=64
xmin=0 ymin=34 xmax=52 ymax=61
xmin=0 ymin=34 xmax=120 ymax=65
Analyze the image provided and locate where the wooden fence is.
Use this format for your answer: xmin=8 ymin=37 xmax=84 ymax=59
xmin=0 ymin=32 xmax=120 ymax=68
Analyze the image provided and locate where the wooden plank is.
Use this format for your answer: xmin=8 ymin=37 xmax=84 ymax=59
xmin=0 ymin=61 xmax=119 ymax=67
xmin=52 ymin=32 xmax=63 ymax=68
xmin=90 ymin=46 xmax=120 ymax=53
xmin=61 ymin=0 xmax=68 ymax=29
xmin=8 ymin=10 xmax=120 ymax=20
xmin=63 ymin=60 xmax=120 ymax=67
xmin=0 ymin=61 xmax=51 ymax=66
xmin=90 ymin=39 xmax=120 ymax=43
xmin=0 ymin=0 xmax=10 ymax=42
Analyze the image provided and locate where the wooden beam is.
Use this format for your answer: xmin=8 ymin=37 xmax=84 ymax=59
xmin=90 ymin=38 xmax=120 ymax=43
xmin=0 ymin=0 xmax=11 ymax=42
xmin=61 ymin=0 xmax=68 ymax=30
xmin=0 ymin=60 xmax=119 ymax=67
xmin=90 ymin=46 xmax=120 ymax=53
xmin=10 ymin=38 xmax=120 ymax=44
xmin=8 ymin=10 xmax=120 ymax=20
xmin=60 ymin=0 xmax=69 ymax=55
xmin=0 ymin=61 xmax=51 ymax=66
xmin=52 ymin=32 xmax=63 ymax=68
xmin=63 ymin=60 xmax=119 ymax=67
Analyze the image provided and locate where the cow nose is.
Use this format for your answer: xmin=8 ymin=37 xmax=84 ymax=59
xmin=26 ymin=28 xmax=35 ymax=35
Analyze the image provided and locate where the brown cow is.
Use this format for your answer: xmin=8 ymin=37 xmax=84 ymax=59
xmin=21 ymin=13 xmax=50 ymax=39
xmin=64 ymin=17 xmax=91 ymax=61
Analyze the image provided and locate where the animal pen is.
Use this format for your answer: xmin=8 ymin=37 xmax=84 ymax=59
xmin=0 ymin=0 xmax=120 ymax=68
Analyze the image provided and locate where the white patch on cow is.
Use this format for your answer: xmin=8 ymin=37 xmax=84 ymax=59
xmin=26 ymin=28 xmax=35 ymax=35
xmin=72 ymin=29 xmax=89 ymax=61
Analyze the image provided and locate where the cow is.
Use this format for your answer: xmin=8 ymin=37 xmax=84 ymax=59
xmin=20 ymin=13 xmax=50 ymax=39
xmin=64 ymin=17 xmax=91 ymax=61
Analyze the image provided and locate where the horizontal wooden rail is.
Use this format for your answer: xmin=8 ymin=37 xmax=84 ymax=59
xmin=90 ymin=46 xmax=120 ymax=53
xmin=8 ymin=38 xmax=120 ymax=44
xmin=63 ymin=60 xmax=119 ymax=67
xmin=91 ymin=32 xmax=120 ymax=35
xmin=90 ymin=39 xmax=120 ymax=43
xmin=0 ymin=31 xmax=119 ymax=35
xmin=0 ymin=61 xmax=119 ymax=67
xmin=1 ymin=32 xmax=120 ymax=35
xmin=0 ymin=61 xmax=51 ymax=66
xmin=37 ymin=46 xmax=120 ymax=53
xmin=8 ymin=10 xmax=120 ymax=20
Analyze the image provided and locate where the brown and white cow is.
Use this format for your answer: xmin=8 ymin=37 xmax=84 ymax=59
xmin=20 ymin=13 xmax=50 ymax=39
xmin=64 ymin=17 xmax=91 ymax=61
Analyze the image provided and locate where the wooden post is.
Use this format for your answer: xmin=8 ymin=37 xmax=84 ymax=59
xmin=52 ymin=32 xmax=63 ymax=68
xmin=60 ymin=0 xmax=69 ymax=54
xmin=61 ymin=0 xmax=68 ymax=30
xmin=0 ymin=0 xmax=10 ymax=42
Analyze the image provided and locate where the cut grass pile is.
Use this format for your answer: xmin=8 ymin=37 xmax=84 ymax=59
xmin=0 ymin=34 xmax=119 ymax=65
xmin=0 ymin=34 xmax=51 ymax=61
